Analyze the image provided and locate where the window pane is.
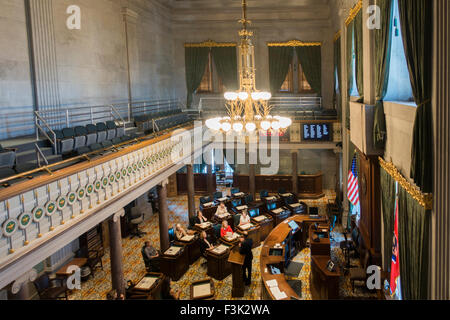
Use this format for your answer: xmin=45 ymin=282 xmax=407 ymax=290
xmin=197 ymin=52 xmax=213 ymax=93
xmin=298 ymin=62 xmax=313 ymax=93
xmin=279 ymin=63 xmax=293 ymax=93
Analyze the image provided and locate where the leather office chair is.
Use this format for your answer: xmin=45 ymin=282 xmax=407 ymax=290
xmin=349 ymin=251 xmax=371 ymax=292
xmin=141 ymin=246 xmax=161 ymax=272
xmin=86 ymin=249 xmax=104 ymax=278
xmin=188 ymin=216 xmax=197 ymax=230
xmin=213 ymin=191 xmax=223 ymax=200
xmin=212 ymin=224 xmax=222 ymax=244
xmin=33 ymin=274 xmax=68 ymax=300
xmin=168 ymin=228 xmax=175 ymax=245
xmin=129 ymin=207 xmax=146 ymax=239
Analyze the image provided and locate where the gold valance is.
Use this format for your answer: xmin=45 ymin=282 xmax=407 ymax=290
xmin=379 ymin=157 xmax=433 ymax=210
xmin=267 ymin=40 xmax=322 ymax=47
xmin=184 ymin=40 xmax=236 ymax=48
xmin=334 ymin=31 xmax=342 ymax=42
xmin=345 ymin=0 xmax=363 ymax=26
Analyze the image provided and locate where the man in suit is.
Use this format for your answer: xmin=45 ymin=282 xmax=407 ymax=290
xmin=239 ymin=233 xmax=253 ymax=286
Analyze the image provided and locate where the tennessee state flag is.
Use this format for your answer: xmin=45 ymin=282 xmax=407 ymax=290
xmin=390 ymin=186 xmax=401 ymax=298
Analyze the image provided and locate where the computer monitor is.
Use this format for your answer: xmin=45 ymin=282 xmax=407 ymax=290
xmin=249 ymin=208 xmax=259 ymax=218
xmin=309 ymin=207 xmax=319 ymax=215
xmin=232 ymin=199 xmax=242 ymax=207
xmin=267 ymin=202 xmax=277 ymax=211
xmin=288 ymin=220 xmax=300 ymax=232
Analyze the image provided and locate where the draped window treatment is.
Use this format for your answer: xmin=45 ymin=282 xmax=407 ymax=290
xmin=380 ymin=166 xmax=396 ymax=271
xmin=373 ymin=0 xmax=394 ymax=150
xmin=398 ymin=187 xmax=430 ymax=300
xmin=185 ymin=47 xmax=210 ymax=108
xmin=296 ymin=46 xmax=322 ymax=95
xmin=398 ymin=0 xmax=433 ymax=193
xmin=354 ymin=10 xmax=364 ymax=99
xmin=345 ymin=21 xmax=354 ymax=130
xmin=268 ymin=46 xmax=294 ymax=93
xmin=334 ymin=37 xmax=342 ymax=116
xmin=211 ymin=47 xmax=238 ymax=91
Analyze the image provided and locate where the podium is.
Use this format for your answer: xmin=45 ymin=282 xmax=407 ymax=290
xmin=228 ymin=249 xmax=245 ymax=298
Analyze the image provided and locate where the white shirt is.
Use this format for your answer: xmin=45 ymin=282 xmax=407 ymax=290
xmin=215 ymin=206 xmax=228 ymax=216
xmin=240 ymin=214 xmax=251 ymax=225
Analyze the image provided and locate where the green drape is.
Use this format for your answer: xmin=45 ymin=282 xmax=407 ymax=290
xmin=345 ymin=21 xmax=354 ymax=130
xmin=354 ymin=10 xmax=364 ymax=99
xmin=398 ymin=0 xmax=433 ymax=193
xmin=380 ymin=166 xmax=396 ymax=271
xmin=185 ymin=47 xmax=210 ymax=108
xmin=373 ymin=0 xmax=394 ymax=150
xmin=211 ymin=47 xmax=238 ymax=91
xmin=398 ymin=187 xmax=430 ymax=300
xmin=269 ymin=46 xmax=294 ymax=93
xmin=296 ymin=46 xmax=322 ymax=95
xmin=334 ymin=37 xmax=342 ymax=117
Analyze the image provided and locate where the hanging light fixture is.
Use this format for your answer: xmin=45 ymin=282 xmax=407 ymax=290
xmin=205 ymin=0 xmax=292 ymax=134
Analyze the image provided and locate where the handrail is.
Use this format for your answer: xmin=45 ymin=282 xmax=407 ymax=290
xmin=34 ymin=111 xmax=57 ymax=154
xmin=110 ymin=104 xmax=126 ymax=131
xmin=35 ymin=143 xmax=49 ymax=167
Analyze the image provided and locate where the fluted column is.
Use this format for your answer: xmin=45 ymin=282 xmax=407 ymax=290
xmin=158 ymin=180 xmax=170 ymax=252
xmin=187 ymin=165 xmax=195 ymax=219
xmin=109 ymin=209 xmax=125 ymax=297
xmin=291 ymin=151 xmax=298 ymax=195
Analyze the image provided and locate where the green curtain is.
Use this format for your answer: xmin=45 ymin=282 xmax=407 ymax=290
xmin=398 ymin=187 xmax=430 ymax=300
xmin=345 ymin=21 xmax=354 ymax=130
xmin=211 ymin=46 xmax=238 ymax=91
xmin=398 ymin=0 xmax=433 ymax=193
xmin=373 ymin=0 xmax=394 ymax=150
xmin=268 ymin=46 xmax=294 ymax=93
xmin=334 ymin=37 xmax=342 ymax=117
xmin=185 ymin=47 xmax=210 ymax=108
xmin=354 ymin=10 xmax=364 ymax=99
xmin=380 ymin=166 xmax=396 ymax=271
xmin=296 ymin=46 xmax=322 ymax=95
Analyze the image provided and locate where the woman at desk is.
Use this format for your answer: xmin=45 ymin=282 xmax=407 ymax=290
xmin=239 ymin=210 xmax=251 ymax=227
xmin=215 ymin=202 xmax=229 ymax=218
xmin=220 ymin=220 xmax=233 ymax=238
xmin=175 ymin=223 xmax=195 ymax=241
xmin=199 ymin=231 xmax=213 ymax=257
xmin=194 ymin=210 xmax=208 ymax=226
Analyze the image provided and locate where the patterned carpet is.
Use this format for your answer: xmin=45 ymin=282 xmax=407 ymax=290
xmin=68 ymin=188 xmax=376 ymax=300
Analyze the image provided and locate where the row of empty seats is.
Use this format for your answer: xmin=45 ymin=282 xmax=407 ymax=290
xmin=0 ymin=144 xmax=17 ymax=179
xmin=134 ymin=110 xmax=191 ymax=134
xmin=52 ymin=121 xmax=136 ymax=156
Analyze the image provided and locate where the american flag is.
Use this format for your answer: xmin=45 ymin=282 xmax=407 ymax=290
xmin=347 ymin=153 xmax=359 ymax=206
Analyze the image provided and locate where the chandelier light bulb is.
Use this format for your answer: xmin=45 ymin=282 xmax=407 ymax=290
xmin=221 ymin=122 xmax=232 ymax=132
xmin=224 ymin=92 xmax=238 ymax=100
xmin=279 ymin=117 xmax=292 ymax=129
xmin=251 ymin=92 xmax=262 ymax=100
xmin=238 ymin=92 xmax=249 ymax=100
xmin=271 ymin=120 xmax=281 ymax=130
xmin=233 ymin=122 xmax=244 ymax=132
xmin=245 ymin=122 xmax=256 ymax=132
xmin=261 ymin=121 xmax=271 ymax=131
xmin=261 ymin=92 xmax=272 ymax=100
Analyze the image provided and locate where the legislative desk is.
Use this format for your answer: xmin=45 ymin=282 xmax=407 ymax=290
xmin=267 ymin=207 xmax=292 ymax=226
xmin=251 ymin=214 xmax=274 ymax=242
xmin=206 ymin=244 xmax=233 ymax=280
xmin=260 ymin=215 xmax=328 ymax=300
xmin=309 ymin=224 xmax=331 ymax=257
xmin=193 ymin=222 xmax=214 ymax=238
xmin=236 ymin=223 xmax=261 ymax=248
xmin=310 ymin=255 xmax=341 ymax=300
xmin=220 ymin=233 xmax=241 ymax=248
xmin=126 ymin=273 xmax=167 ymax=300
xmin=160 ymin=245 xmax=189 ymax=281
xmin=201 ymin=203 xmax=219 ymax=221
xmin=175 ymin=234 xmax=201 ymax=265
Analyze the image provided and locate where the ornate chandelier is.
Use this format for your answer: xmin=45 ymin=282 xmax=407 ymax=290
xmin=205 ymin=0 xmax=292 ymax=134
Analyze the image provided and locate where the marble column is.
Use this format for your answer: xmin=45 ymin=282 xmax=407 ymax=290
xmin=158 ymin=180 xmax=170 ymax=252
xmin=249 ymin=164 xmax=256 ymax=199
xmin=187 ymin=165 xmax=195 ymax=219
xmin=291 ymin=151 xmax=298 ymax=196
xmin=207 ymin=165 xmax=214 ymax=194
xmin=109 ymin=209 xmax=125 ymax=297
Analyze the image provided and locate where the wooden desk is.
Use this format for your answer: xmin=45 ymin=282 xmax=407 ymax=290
xmin=193 ymin=222 xmax=214 ymax=238
xmin=176 ymin=236 xmax=201 ymax=265
xmin=310 ymin=255 xmax=341 ymax=300
xmin=202 ymin=205 xmax=219 ymax=221
xmin=127 ymin=273 xmax=166 ymax=300
xmin=237 ymin=224 xmax=261 ymax=248
xmin=190 ymin=279 xmax=215 ymax=300
xmin=228 ymin=249 xmax=245 ymax=298
xmin=297 ymin=173 xmax=324 ymax=199
xmin=220 ymin=234 xmax=241 ymax=248
xmin=56 ymin=258 xmax=88 ymax=277
xmin=206 ymin=245 xmax=232 ymax=280
xmin=252 ymin=215 xmax=274 ymax=242
xmin=260 ymin=215 xmax=328 ymax=300
xmin=309 ymin=225 xmax=331 ymax=257
xmin=268 ymin=207 xmax=292 ymax=226
xmin=160 ymin=246 xmax=189 ymax=281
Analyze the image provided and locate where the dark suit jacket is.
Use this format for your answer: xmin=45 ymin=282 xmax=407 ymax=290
xmin=239 ymin=238 xmax=253 ymax=265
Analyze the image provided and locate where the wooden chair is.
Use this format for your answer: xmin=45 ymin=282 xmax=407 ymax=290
xmin=33 ymin=274 xmax=68 ymax=300
xmin=349 ymin=251 xmax=371 ymax=292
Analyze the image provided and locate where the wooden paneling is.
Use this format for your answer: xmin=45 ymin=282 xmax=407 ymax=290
xmin=176 ymin=173 xmax=216 ymax=194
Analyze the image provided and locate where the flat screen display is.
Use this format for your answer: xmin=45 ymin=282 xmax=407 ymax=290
xmin=302 ymin=124 xmax=332 ymax=141
xmin=288 ymin=220 xmax=300 ymax=232
xmin=249 ymin=208 xmax=259 ymax=218
xmin=267 ymin=203 xmax=277 ymax=211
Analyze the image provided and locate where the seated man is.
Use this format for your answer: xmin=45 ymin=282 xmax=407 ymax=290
xmin=220 ymin=220 xmax=233 ymax=238
xmin=142 ymin=241 xmax=160 ymax=272
xmin=194 ymin=210 xmax=208 ymax=226
xmin=199 ymin=231 xmax=213 ymax=257
xmin=215 ymin=202 xmax=229 ymax=218
xmin=174 ymin=223 xmax=196 ymax=241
